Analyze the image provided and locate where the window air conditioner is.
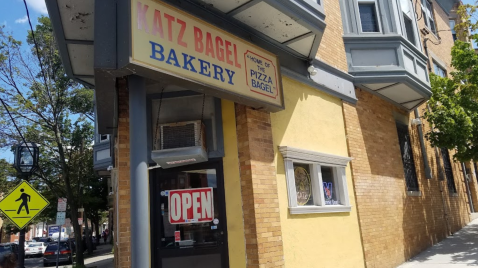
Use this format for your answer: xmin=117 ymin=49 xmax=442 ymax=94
xmin=151 ymin=120 xmax=208 ymax=169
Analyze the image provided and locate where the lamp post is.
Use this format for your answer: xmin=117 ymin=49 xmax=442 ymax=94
xmin=13 ymin=142 xmax=39 ymax=268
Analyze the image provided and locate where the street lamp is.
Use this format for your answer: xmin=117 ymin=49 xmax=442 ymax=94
xmin=13 ymin=142 xmax=39 ymax=268
xmin=13 ymin=142 xmax=39 ymax=176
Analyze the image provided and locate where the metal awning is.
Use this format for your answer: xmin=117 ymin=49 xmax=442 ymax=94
xmin=197 ymin=0 xmax=326 ymax=59
xmin=46 ymin=0 xmax=95 ymax=88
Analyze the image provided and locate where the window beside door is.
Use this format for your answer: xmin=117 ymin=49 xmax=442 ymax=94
xmin=279 ymin=146 xmax=352 ymax=214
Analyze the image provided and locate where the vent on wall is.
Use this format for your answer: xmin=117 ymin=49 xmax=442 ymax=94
xmin=152 ymin=120 xmax=208 ymax=169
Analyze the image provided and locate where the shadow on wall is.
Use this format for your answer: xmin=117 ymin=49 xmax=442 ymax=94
xmin=351 ymin=89 xmax=467 ymax=267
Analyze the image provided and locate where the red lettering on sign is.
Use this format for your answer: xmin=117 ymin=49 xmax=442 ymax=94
xmin=225 ymin=40 xmax=233 ymax=66
xmin=205 ymin=32 xmax=215 ymax=59
xmin=194 ymin=27 xmax=203 ymax=53
xmin=168 ymin=187 xmax=214 ymax=224
xmin=152 ymin=10 xmax=164 ymax=38
xmin=164 ymin=13 xmax=175 ymax=42
xmin=215 ymin=36 xmax=224 ymax=62
xmin=177 ymin=19 xmax=187 ymax=48
xmin=137 ymin=2 xmax=149 ymax=33
xmin=234 ymin=44 xmax=241 ymax=68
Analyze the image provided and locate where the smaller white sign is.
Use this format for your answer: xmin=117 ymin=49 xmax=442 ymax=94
xmin=65 ymin=218 xmax=71 ymax=227
xmin=66 ymin=226 xmax=72 ymax=235
xmin=78 ymin=218 xmax=83 ymax=225
xmin=56 ymin=212 xmax=66 ymax=225
xmin=57 ymin=198 xmax=67 ymax=212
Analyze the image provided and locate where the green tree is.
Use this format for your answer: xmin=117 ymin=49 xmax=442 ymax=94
xmin=423 ymin=3 xmax=478 ymax=162
xmin=0 ymin=17 xmax=99 ymax=266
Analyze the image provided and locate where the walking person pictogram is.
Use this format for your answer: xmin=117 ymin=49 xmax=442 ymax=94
xmin=15 ymin=189 xmax=31 ymax=215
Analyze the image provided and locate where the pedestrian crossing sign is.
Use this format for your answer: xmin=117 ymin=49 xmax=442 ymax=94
xmin=0 ymin=181 xmax=49 ymax=229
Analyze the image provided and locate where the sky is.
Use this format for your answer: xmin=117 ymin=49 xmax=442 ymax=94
xmin=1 ymin=0 xmax=48 ymax=162
xmin=0 ymin=0 xmax=477 ymax=162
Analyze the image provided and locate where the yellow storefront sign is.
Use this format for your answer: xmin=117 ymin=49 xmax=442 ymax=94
xmin=131 ymin=0 xmax=283 ymax=108
xmin=0 ymin=181 xmax=49 ymax=229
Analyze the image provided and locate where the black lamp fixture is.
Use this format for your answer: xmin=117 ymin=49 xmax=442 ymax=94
xmin=13 ymin=142 xmax=39 ymax=176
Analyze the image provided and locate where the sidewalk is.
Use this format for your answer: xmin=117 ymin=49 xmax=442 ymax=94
xmin=398 ymin=218 xmax=478 ymax=267
xmin=84 ymin=243 xmax=114 ymax=268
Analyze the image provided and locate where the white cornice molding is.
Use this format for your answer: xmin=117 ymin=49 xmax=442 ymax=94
xmin=279 ymin=146 xmax=352 ymax=167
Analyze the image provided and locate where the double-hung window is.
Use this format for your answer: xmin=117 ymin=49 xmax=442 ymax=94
xmin=434 ymin=61 xmax=447 ymax=77
xmin=396 ymin=123 xmax=420 ymax=192
xmin=441 ymin=148 xmax=457 ymax=193
xmin=449 ymin=20 xmax=457 ymax=42
xmin=422 ymin=0 xmax=437 ymax=35
xmin=400 ymin=0 xmax=417 ymax=45
xmin=279 ymin=146 xmax=352 ymax=214
xmin=358 ymin=0 xmax=380 ymax=32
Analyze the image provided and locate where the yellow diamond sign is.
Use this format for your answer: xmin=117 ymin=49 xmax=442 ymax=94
xmin=0 ymin=181 xmax=49 ymax=229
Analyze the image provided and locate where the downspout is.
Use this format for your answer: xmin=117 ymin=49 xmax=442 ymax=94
xmin=414 ymin=109 xmax=432 ymax=179
xmin=462 ymin=162 xmax=475 ymax=213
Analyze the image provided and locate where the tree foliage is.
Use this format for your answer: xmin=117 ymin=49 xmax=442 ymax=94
xmin=0 ymin=16 xmax=103 ymax=265
xmin=423 ymin=3 xmax=478 ymax=162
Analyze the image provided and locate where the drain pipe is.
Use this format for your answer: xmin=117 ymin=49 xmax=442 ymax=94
xmin=462 ymin=162 xmax=475 ymax=213
xmin=414 ymin=109 xmax=432 ymax=179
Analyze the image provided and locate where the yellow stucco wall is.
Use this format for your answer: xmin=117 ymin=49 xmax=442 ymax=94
xmin=222 ymin=99 xmax=247 ymax=268
xmin=271 ymin=77 xmax=365 ymax=268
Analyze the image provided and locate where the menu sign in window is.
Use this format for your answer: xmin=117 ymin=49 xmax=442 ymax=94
xmin=131 ymin=0 xmax=283 ymax=108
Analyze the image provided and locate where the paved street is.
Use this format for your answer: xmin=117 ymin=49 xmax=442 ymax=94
xmin=398 ymin=218 xmax=478 ymax=267
xmin=25 ymin=244 xmax=113 ymax=268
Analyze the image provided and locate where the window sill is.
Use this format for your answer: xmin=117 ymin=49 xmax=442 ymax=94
xmin=289 ymin=205 xmax=351 ymax=214
xmin=406 ymin=191 xmax=422 ymax=197
xmin=423 ymin=26 xmax=439 ymax=41
xmin=450 ymin=192 xmax=458 ymax=197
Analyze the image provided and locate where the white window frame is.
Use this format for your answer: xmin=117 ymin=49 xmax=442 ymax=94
xmin=433 ymin=60 xmax=447 ymax=77
xmin=421 ymin=0 xmax=437 ymax=35
xmin=279 ymin=146 xmax=352 ymax=214
xmin=356 ymin=0 xmax=382 ymax=33
xmin=100 ymin=134 xmax=110 ymax=142
xmin=400 ymin=0 xmax=420 ymax=47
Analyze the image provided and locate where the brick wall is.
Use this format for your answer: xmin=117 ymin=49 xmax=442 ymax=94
xmin=114 ymin=78 xmax=131 ymax=268
xmin=343 ymin=90 xmax=470 ymax=268
xmin=316 ymin=0 xmax=348 ymax=72
xmin=235 ymin=104 xmax=284 ymax=268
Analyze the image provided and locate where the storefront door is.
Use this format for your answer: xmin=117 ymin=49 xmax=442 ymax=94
xmin=150 ymin=160 xmax=229 ymax=268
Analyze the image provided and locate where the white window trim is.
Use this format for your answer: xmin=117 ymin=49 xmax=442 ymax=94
xmin=421 ymin=0 xmax=437 ymax=35
xmin=356 ymin=0 xmax=382 ymax=34
xmin=400 ymin=0 xmax=421 ymax=48
xmin=100 ymin=134 xmax=110 ymax=143
xmin=279 ymin=146 xmax=352 ymax=214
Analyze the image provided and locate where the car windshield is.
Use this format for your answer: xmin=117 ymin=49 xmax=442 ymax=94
xmin=0 ymin=246 xmax=11 ymax=253
xmin=29 ymin=243 xmax=42 ymax=247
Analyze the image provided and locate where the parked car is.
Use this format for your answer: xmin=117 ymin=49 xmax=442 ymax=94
xmin=43 ymin=242 xmax=73 ymax=267
xmin=38 ymin=237 xmax=53 ymax=243
xmin=25 ymin=242 xmax=47 ymax=257
xmin=0 ymin=243 xmax=18 ymax=260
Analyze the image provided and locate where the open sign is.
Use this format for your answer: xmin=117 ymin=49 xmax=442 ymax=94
xmin=168 ymin=187 xmax=214 ymax=224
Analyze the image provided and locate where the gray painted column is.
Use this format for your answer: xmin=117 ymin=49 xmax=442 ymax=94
xmin=129 ymin=75 xmax=150 ymax=267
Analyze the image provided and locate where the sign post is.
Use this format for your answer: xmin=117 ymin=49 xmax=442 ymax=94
xmin=55 ymin=198 xmax=67 ymax=268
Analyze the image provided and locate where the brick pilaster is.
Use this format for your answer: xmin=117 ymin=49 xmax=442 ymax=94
xmin=114 ymin=78 xmax=131 ymax=268
xmin=235 ymin=104 xmax=284 ymax=268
